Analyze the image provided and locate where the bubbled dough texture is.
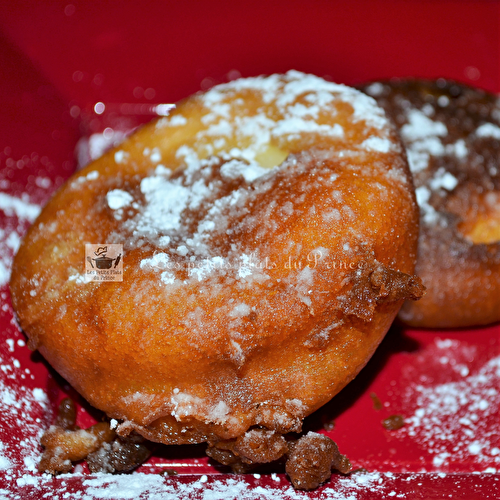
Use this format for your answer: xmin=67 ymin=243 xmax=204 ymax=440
xmin=363 ymin=79 xmax=500 ymax=328
xmin=11 ymin=72 xmax=419 ymax=444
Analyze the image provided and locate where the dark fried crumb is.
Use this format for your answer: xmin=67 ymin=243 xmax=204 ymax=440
xmin=285 ymin=432 xmax=351 ymax=490
xmin=206 ymin=428 xmax=287 ymax=473
xmin=382 ymin=414 xmax=405 ymax=430
xmin=370 ymin=267 xmax=425 ymax=303
xmin=342 ymin=264 xmax=425 ymax=321
xmin=235 ymin=429 xmax=288 ymax=464
xmin=87 ymin=434 xmax=150 ymax=473
xmin=206 ymin=444 xmax=254 ymax=474
xmin=39 ymin=422 xmax=115 ymax=474
xmin=207 ymin=429 xmax=351 ymax=490
xmin=38 ymin=398 xmax=150 ymax=475
xmin=331 ymin=447 xmax=352 ymax=475
xmin=370 ymin=392 xmax=383 ymax=411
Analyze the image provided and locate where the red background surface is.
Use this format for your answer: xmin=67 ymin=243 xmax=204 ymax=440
xmin=0 ymin=1 xmax=499 ymax=498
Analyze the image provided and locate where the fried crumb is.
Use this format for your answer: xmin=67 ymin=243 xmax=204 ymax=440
xmin=39 ymin=422 xmax=115 ymax=474
xmin=206 ymin=428 xmax=288 ymax=472
xmin=285 ymin=432 xmax=351 ymax=490
xmin=38 ymin=398 xmax=149 ymax=475
xmin=87 ymin=434 xmax=150 ymax=473
xmin=382 ymin=414 xmax=405 ymax=430
xmin=370 ymin=392 xmax=383 ymax=411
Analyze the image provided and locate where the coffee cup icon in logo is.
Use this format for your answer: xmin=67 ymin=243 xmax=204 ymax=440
xmin=87 ymin=246 xmax=122 ymax=269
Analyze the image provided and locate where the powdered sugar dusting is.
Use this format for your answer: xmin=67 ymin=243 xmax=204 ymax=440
xmin=363 ymin=80 xmax=500 ymax=231
xmin=81 ymin=472 xmax=391 ymax=500
xmin=0 ymin=184 xmax=57 ymax=486
xmin=397 ymin=338 xmax=500 ymax=472
xmin=403 ymin=357 xmax=500 ymax=470
xmin=397 ymin=106 xmax=457 ymax=190
xmin=8 ymin=469 xmax=496 ymax=500
xmin=414 ymin=186 xmax=438 ymax=225
xmin=158 ymin=71 xmax=394 ymax=175
xmin=0 ymin=193 xmax=42 ymax=287
xmin=428 ymin=168 xmax=458 ymax=192
xmin=0 ymin=193 xmax=41 ymax=221
xmin=1 ymin=470 xmax=419 ymax=499
xmin=113 ymin=74 xmax=402 ymax=291
xmin=0 ymin=378 xmax=51 ymax=480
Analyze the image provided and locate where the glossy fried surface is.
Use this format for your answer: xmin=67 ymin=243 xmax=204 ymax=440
xmin=11 ymin=72 xmax=421 ymax=453
xmin=363 ymin=79 xmax=500 ymax=327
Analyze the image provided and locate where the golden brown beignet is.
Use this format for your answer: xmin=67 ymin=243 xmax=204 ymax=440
xmin=11 ymin=72 xmax=422 ymax=454
xmin=362 ymin=79 xmax=500 ymax=328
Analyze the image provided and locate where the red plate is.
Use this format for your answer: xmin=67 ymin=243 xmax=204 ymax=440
xmin=1 ymin=2 xmax=499 ymax=498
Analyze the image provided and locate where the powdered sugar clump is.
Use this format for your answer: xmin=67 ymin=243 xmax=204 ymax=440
xmin=476 ymin=122 xmax=500 ymax=139
xmin=397 ymin=106 xmax=467 ymax=190
xmin=220 ymin=159 xmax=268 ymax=182
xmin=428 ymin=168 xmax=458 ymax=192
xmin=107 ymin=189 xmax=134 ymax=210
xmin=401 ymin=109 xmax=448 ymax=145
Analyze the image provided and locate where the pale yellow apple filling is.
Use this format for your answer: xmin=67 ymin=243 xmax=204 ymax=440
xmin=459 ymin=193 xmax=500 ymax=245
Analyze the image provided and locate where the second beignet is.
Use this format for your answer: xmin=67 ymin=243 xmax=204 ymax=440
xmin=362 ymin=79 xmax=500 ymax=328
